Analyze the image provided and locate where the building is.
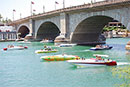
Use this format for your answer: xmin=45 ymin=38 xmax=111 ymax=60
xmin=0 ymin=25 xmax=17 ymax=41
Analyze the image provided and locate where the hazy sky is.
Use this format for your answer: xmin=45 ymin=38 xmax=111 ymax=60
xmin=0 ymin=0 xmax=104 ymax=20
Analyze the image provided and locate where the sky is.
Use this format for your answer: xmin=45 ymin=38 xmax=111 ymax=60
xmin=0 ymin=0 xmax=104 ymax=20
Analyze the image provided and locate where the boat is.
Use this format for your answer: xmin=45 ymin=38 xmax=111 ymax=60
xmin=15 ymin=38 xmax=24 ymax=42
xmin=90 ymin=45 xmax=112 ymax=51
xmin=40 ymin=54 xmax=80 ymax=61
xmin=40 ymin=39 xmax=53 ymax=43
xmin=35 ymin=49 xmax=58 ymax=53
xmin=18 ymin=41 xmax=31 ymax=44
xmin=67 ymin=54 xmax=117 ymax=66
xmin=125 ymin=41 xmax=130 ymax=50
xmin=3 ymin=45 xmax=28 ymax=51
xmin=59 ymin=44 xmax=76 ymax=47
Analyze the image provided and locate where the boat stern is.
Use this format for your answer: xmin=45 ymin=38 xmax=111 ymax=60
xmin=106 ymin=61 xmax=117 ymax=66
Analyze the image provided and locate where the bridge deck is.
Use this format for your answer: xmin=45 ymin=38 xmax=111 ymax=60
xmin=9 ymin=0 xmax=130 ymax=25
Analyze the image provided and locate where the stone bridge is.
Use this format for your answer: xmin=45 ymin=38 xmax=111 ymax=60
xmin=9 ymin=0 xmax=130 ymax=45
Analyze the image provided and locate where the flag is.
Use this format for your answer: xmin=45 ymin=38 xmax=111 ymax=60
xmin=55 ymin=1 xmax=59 ymax=4
xmin=31 ymin=1 xmax=34 ymax=4
xmin=13 ymin=9 xmax=16 ymax=12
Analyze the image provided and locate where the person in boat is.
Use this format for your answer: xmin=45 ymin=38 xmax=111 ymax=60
xmin=95 ymin=45 xmax=102 ymax=48
xmin=96 ymin=56 xmax=102 ymax=60
xmin=44 ymin=45 xmax=52 ymax=51
xmin=82 ymin=57 xmax=85 ymax=60
xmin=8 ymin=45 xmax=14 ymax=48
xmin=47 ymin=47 xmax=52 ymax=51
xmin=44 ymin=45 xmax=47 ymax=49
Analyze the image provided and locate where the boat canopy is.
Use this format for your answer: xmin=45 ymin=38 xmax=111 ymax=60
xmin=93 ymin=54 xmax=109 ymax=57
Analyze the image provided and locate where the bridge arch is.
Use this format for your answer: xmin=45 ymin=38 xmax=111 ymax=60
xmin=36 ymin=21 xmax=60 ymax=41
xmin=17 ymin=25 xmax=30 ymax=38
xmin=71 ymin=15 xmax=114 ymax=45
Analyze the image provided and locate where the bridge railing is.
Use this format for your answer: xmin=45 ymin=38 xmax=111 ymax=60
xmin=9 ymin=0 xmax=130 ymax=25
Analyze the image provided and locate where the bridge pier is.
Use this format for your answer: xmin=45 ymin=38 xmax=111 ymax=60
xmin=54 ymin=13 xmax=70 ymax=42
xmin=24 ymin=19 xmax=35 ymax=41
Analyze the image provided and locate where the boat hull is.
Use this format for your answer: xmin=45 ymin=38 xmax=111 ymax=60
xmin=40 ymin=55 xmax=80 ymax=61
xmin=35 ymin=50 xmax=58 ymax=53
xmin=90 ymin=46 xmax=113 ymax=51
xmin=3 ymin=46 xmax=27 ymax=51
xmin=67 ymin=59 xmax=117 ymax=66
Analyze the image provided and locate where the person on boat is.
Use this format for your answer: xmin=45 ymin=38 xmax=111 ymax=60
xmin=47 ymin=47 xmax=52 ymax=51
xmin=44 ymin=45 xmax=52 ymax=51
xmin=95 ymin=45 xmax=102 ymax=48
xmin=44 ymin=45 xmax=47 ymax=49
xmin=103 ymin=45 xmax=109 ymax=48
xmin=44 ymin=45 xmax=48 ymax=50
xmin=96 ymin=56 xmax=102 ymax=60
xmin=8 ymin=45 xmax=14 ymax=48
xmin=82 ymin=57 xmax=85 ymax=60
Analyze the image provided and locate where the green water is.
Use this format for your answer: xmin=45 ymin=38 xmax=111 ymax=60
xmin=0 ymin=38 xmax=130 ymax=87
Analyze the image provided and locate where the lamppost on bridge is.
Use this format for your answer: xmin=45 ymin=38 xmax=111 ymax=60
xmin=30 ymin=1 xmax=34 ymax=16
xmin=55 ymin=1 xmax=59 ymax=10
xmin=91 ymin=0 xmax=96 ymax=3
xmin=63 ymin=0 xmax=65 ymax=8
xmin=12 ymin=9 xmax=16 ymax=21
xmin=43 ymin=5 xmax=45 ymax=13
xmin=20 ymin=13 xmax=22 ymax=19
xmin=33 ymin=9 xmax=36 ymax=15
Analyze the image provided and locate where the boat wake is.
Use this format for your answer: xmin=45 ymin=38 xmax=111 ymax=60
xmin=117 ymin=62 xmax=130 ymax=66
xmin=84 ymin=50 xmax=90 ymax=52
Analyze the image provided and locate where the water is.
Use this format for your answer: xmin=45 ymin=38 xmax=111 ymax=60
xmin=0 ymin=38 xmax=130 ymax=87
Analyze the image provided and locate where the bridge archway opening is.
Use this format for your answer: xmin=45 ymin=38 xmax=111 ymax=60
xmin=71 ymin=16 xmax=115 ymax=45
xmin=36 ymin=22 xmax=60 ymax=41
xmin=18 ymin=26 xmax=30 ymax=38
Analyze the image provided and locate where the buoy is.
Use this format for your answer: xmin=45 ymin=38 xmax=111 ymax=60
xmin=3 ymin=48 xmax=7 ymax=51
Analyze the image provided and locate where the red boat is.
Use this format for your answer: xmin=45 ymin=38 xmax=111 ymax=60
xmin=67 ymin=54 xmax=117 ymax=66
xmin=3 ymin=45 xmax=28 ymax=51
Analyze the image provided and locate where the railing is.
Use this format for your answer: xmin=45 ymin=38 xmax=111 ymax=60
xmin=9 ymin=0 xmax=130 ymax=25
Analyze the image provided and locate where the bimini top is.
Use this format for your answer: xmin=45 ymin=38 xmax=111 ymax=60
xmin=93 ymin=54 xmax=109 ymax=57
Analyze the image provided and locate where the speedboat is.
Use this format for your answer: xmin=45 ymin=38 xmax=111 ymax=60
xmin=90 ymin=45 xmax=112 ymax=51
xmin=3 ymin=45 xmax=28 ymax=51
xmin=67 ymin=54 xmax=117 ymax=66
xmin=18 ymin=41 xmax=31 ymax=44
xmin=35 ymin=49 xmax=58 ymax=53
xmin=40 ymin=54 xmax=80 ymax=61
xmin=40 ymin=39 xmax=53 ymax=43
xmin=59 ymin=44 xmax=76 ymax=47
xmin=125 ymin=41 xmax=130 ymax=50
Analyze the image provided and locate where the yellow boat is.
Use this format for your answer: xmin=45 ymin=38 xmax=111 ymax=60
xmin=35 ymin=49 xmax=58 ymax=53
xmin=40 ymin=54 xmax=80 ymax=61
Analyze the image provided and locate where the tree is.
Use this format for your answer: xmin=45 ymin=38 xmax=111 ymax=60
xmin=0 ymin=14 xmax=2 ymax=22
xmin=1 ymin=17 xmax=12 ymax=24
xmin=0 ymin=14 xmax=12 ymax=23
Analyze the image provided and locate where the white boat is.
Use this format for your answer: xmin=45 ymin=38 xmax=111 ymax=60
xmin=40 ymin=40 xmax=53 ymax=43
xmin=18 ymin=41 xmax=31 ymax=44
xmin=59 ymin=44 xmax=76 ymax=47
xmin=15 ymin=38 xmax=24 ymax=42
xmin=3 ymin=46 xmax=28 ymax=51
xmin=90 ymin=45 xmax=113 ymax=51
xmin=67 ymin=54 xmax=117 ymax=66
